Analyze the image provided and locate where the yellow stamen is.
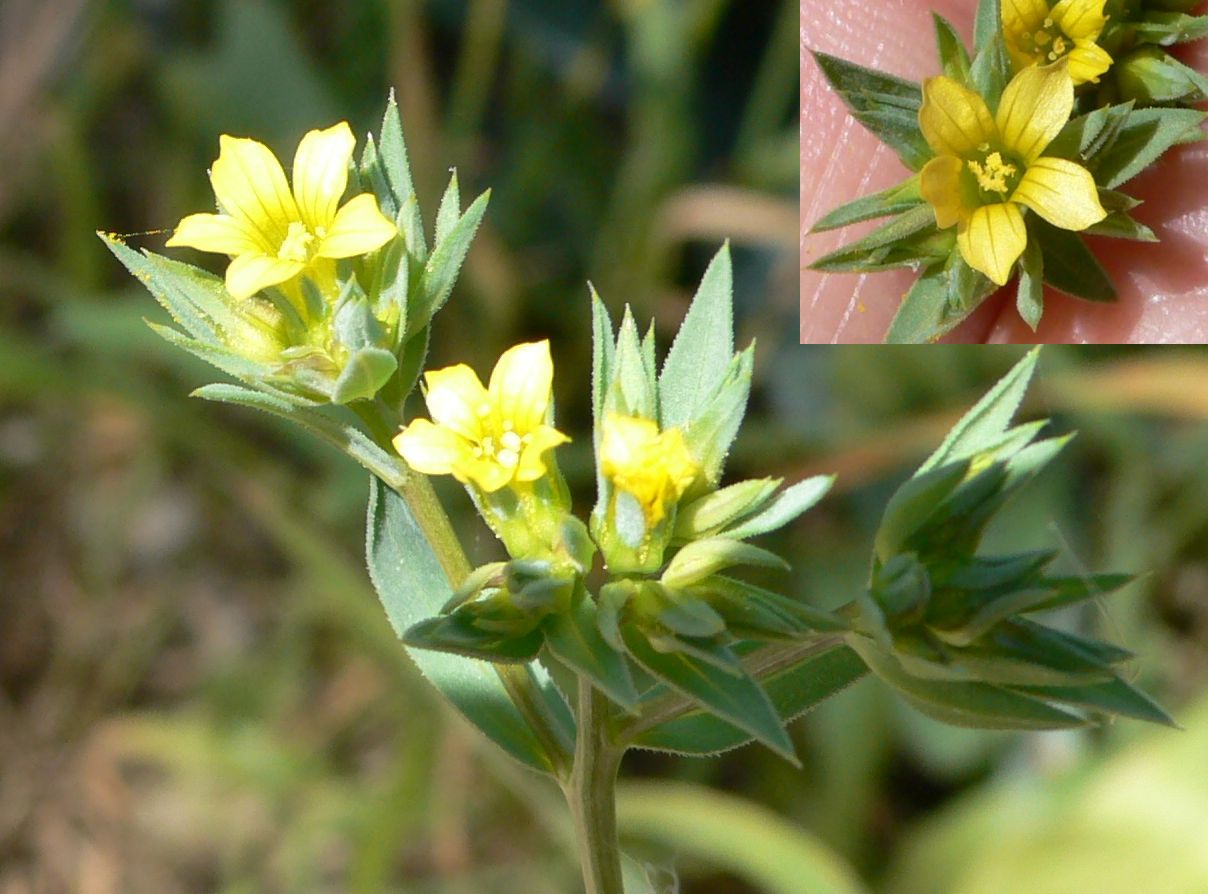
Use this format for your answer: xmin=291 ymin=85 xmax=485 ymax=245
xmin=967 ymin=151 xmax=1018 ymax=196
xmin=278 ymin=221 xmax=315 ymax=262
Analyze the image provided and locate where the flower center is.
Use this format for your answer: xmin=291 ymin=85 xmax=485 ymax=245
xmin=966 ymin=144 xmax=1020 ymax=199
xmin=278 ymin=221 xmax=316 ymax=263
xmin=472 ymin=421 xmax=529 ymax=470
xmin=1026 ymin=17 xmax=1072 ymax=63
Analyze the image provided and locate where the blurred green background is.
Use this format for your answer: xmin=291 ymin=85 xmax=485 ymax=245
xmin=2 ymin=1 xmax=1208 ymax=892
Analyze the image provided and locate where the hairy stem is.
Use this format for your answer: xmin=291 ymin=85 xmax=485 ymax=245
xmin=565 ymin=677 xmax=625 ymax=894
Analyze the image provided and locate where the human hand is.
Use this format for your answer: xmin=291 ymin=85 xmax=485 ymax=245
xmin=800 ymin=0 xmax=1208 ymax=343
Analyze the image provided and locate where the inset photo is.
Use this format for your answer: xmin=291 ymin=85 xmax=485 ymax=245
xmin=801 ymin=0 xmax=1208 ymax=343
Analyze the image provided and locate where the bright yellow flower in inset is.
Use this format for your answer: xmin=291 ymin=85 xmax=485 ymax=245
xmin=394 ymin=341 xmax=569 ymax=493
xmin=168 ymin=123 xmax=397 ymax=301
xmin=918 ymin=64 xmax=1106 ymax=286
xmin=600 ymin=414 xmax=700 ymax=527
xmin=1003 ymin=0 xmax=1113 ymax=85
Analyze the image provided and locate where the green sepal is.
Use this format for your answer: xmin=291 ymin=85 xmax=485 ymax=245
xmin=849 ymin=636 xmax=1089 ymax=730
xmin=622 ymin=628 xmax=798 ymax=763
xmin=1018 ymin=573 xmax=1135 ymax=614
xmin=1046 ymin=102 xmax=1134 ymax=164
xmin=661 ymin=538 xmax=789 ymax=589
xmin=1029 ymin=218 xmax=1116 ymax=303
xmin=883 ymin=252 xmax=996 ymax=344
xmin=808 ymin=176 xmax=922 ymax=233
xmin=934 ymin=13 xmax=972 ymax=83
xmin=330 ymin=348 xmax=397 ymax=405
xmin=657 ymin=595 xmax=728 ymax=640
xmin=1016 ymin=236 xmax=1045 ymax=331
xmin=1091 ymin=106 xmax=1207 ymax=189
xmin=808 ymin=204 xmax=942 ymax=274
xmin=1117 ymin=46 xmax=1208 ymax=105
xmin=680 ymin=345 xmax=754 ymax=486
xmin=875 ymin=460 xmax=971 ymax=563
xmin=972 ymin=0 xmax=1002 ymax=54
xmin=674 ymin=478 xmax=781 ymax=541
xmin=969 ymin=28 xmax=1011 ymax=110
xmin=611 ymin=306 xmax=659 ymax=419
xmin=717 ymin=475 xmax=835 ymax=541
xmin=403 ymin=613 xmax=544 ymax=664
xmin=809 ymin=51 xmax=931 ymax=171
xmin=435 ymin=169 xmax=462 ymax=246
xmin=374 ymin=91 xmax=426 ymax=259
xmin=543 ymin=589 xmax=640 ymax=712
xmin=1009 ymin=676 xmax=1177 ymax=727
xmin=632 ymin=645 xmax=868 ymax=756
xmin=410 ymin=189 xmax=490 ymax=332
xmin=1132 ymin=11 xmax=1208 ymax=46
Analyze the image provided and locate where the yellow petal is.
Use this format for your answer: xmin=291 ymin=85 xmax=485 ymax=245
xmin=394 ymin=419 xmax=467 ymax=477
xmin=209 ymin=135 xmax=298 ymax=243
xmin=423 ymin=364 xmax=488 ymax=440
xmin=957 ymin=203 xmax=1028 ymax=286
xmin=656 ymin=427 xmax=699 ymax=499
xmin=462 ymin=456 xmax=514 ymax=493
xmin=919 ymin=77 xmax=998 ymax=157
xmin=920 ymin=155 xmax=970 ymax=230
xmin=1002 ymin=0 xmax=1049 ymax=32
xmin=488 ymin=341 xmax=555 ymax=434
xmin=1012 ymin=157 xmax=1106 ymax=231
xmin=996 ymin=64 xmax=1074 ymax=163
xmin=292 ymin=122 xmax=356 ymax=232
xmin=600 ymin=414 xmax=658 ymax=477
xmin=224 ymin=253 xmax=304 ymax=300
xmin=1052 ymin=0 xmax=1108 ymax=40
xmin=515 ymin=424 xmax=571 ymax=483
xmin=167 ymin=213 xmax=266 ymax=256
xmin=1067 ymin=40 xmax=1113 ymax=84
xmin=314 ymin=194 xmax=397 ymax=259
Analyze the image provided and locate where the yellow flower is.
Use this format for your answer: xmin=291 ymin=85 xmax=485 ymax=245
xmin=168 ymin=123 xmax=397 ymax=301
xmin=600 ymin=414 xmax=700 ymax=527
xmin=1003 ymin=0 xmax=1113 ymax=85
xmin=394 ymin=341 xmax=569 ymax=493
xmin=918 ymin=64 xmax=1106 ymax=285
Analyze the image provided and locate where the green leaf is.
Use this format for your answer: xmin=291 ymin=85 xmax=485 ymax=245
xmin=697 ymin=577 xmax=850 ymax=639
xmin=1084 ymin=210 xmax=1158 ymax=242
xmin=1010 ymin=676 xmax=1176 ymax=727
xmin=543 ymin=593 xmax=639 ymax=712
xmin=659 ymin=244 xmax=734 ymax=430
xmin=661 ymin=538 xmax=789 ymax=589
xmin=675 ymin=478 xmax=781 ymax=540
xmin=934 ymin=14 xmax=972 ymax=83
xmin=1020 ymin=573 xmax=1135 ymax=614
xmin=680 ymin=345 xmax=754 ymax=484
xmin=434 ymin=169 xmax=462 ymax=246
xmin=658 ymin=596 xmax=728 ymax=640
xmin=404 ymin=613 xmax=544 ymax=663
xmin=1117 ymin=46 xmax=1208 ymax=104
xmin=969 ymin=30 xmax=1011 ymax=110
xmin=884 ymin=261 xmax=951 ymax=345
xmin=393 ymin=325 xmax=430 ymax=405
xmin=590 ymin=288 xmax=616 ymax=501
xmin=1029 ymin=218 xmax=1116 ymax=302
xmin=809 ymin=177 xmax=922 ymax=233
xmin=611 ymin=307 xmax=658 ymax=419
xmin=850 ymin=637 xmax=1088 ymax=730
xmin=919 ymin=348 xmax=1039 ymax=474
xmin=617 ymin=782 xmax=868 ymax=894
xmin=412 ymin=190 xmax=490 ymax=331
xmin=330 ymin=348 xmax=397 ymax=405
xmin=1133 ymin=11 xmax=1208 ymax=45
xmin=146 ymin=322 xmax=271 ymax=385
xmin=809 ymin=52 xmax=931 ymax=170
xmin=366 ymin=478 xmax=568 ymax=773
xmin=720 ymin=475 xmax=835 ymax=540
xmin=876 ymin=460 xmax=971 ymax=562
xmin=1016 ymin=236 xmax=1045 ymax=331
xmin=623 ymin=629 xmax=798 ymax=763
xmin=377 ymin=91 xmax=426 ymax=259
xmin=1092 ymin=106 xmax=1207 ymax=189
xmin=809 ymin=204 xmax=939 ymax=273
xmin=632 ymin=644 xmax=868 ymax=755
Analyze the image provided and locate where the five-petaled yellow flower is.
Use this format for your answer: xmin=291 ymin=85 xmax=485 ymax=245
xmin=394 ymin=341 xmax=570 ymax=493
xmin=1003 ymin=0 xmax=1113 ymax=85
xmin=600 ymin=414 xmax=699 ymax=527
xmin=168 ymin=122 xmax=397 ymax=301
xmin=919 ymin=63 xmax=1106 ymax=286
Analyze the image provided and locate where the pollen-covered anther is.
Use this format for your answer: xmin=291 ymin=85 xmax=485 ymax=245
xmin=967 ymin=151 xmax=1018 ymax=196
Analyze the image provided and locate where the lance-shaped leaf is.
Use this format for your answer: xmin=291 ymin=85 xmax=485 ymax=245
xmin=1091 ymin=106 xmax=1207 ymax=189
xmin=1009 ymin=676 xmax=1176 ymax=727
xmin=375 ymin=92 xmax=426 ymax=259
xmin=1029 ymin=219 xmax=1117 ymax=303
xmin=622 ymin=628 xmax=798 ymax=763
xmin=632 ymin=644 xmax=868 ymax=756
xmin=544 ymin=591 xmax=639 ymax=712
xmin=693 ymin=577 xmax=850 ymax=640
xmin=809 ymin=205 xmax=940 ymax=273
xmin=810 ymin=51 xmax=931 ymax=170
xmin=1133 ymin=10 xmax=1208 ymax=45
xmin=809 ymin=176 xmax=922 ymax=233
xmin=410 ymin=189 xmax=490 ymax=331
xmin=875 ymin=460 xmax=971 ymax=562
xmin=662 ymin=539 xmax=789 ymax=589
xmin=404 ymin=613 xmax=545 ymax=664
xmin=1016 ymin=238 xmax=1045 ymax=331
xmin=934 ymin=14 xmax=972 ymax=83
xmin=719 ymin=475 xmax=835 ymax=541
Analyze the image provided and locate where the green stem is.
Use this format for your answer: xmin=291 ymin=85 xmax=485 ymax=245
xmin=564 ymin=677 xmax=625 ymax=894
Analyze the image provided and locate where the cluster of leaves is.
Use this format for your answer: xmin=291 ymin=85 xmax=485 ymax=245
xmin=103 ymin=93 xmax=486 ymax=412
xmin=851 ymin=349 xmax=1173 ymax=729
xmin=1096 ymin=0 xmax=1208 ymax=107
xmin=807 ymin=0 xmax=1207 ymax=342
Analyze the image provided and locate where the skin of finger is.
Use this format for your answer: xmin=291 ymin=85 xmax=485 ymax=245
xmin=987 ymin=19 xmax=1208 ymax=344
xmin=800 ymin=0 xmax=1001 ymax=343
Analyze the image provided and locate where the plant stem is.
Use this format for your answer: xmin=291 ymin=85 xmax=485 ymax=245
xmin=564 ymin=677 xmax=625 ymax=894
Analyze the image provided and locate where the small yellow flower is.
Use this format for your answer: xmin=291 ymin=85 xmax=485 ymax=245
xmin=1003 ymin=0 xmax=1113 ymax=85
xmin=394 ymin=341 xmax=569 ymax=493
xmin=168 ymin=122 xmax=397 ymax=301
xmin=918 ymin=64 xmax=1106 ymax=285
xmin=600 ymin=414 xmax=700 ymax=527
